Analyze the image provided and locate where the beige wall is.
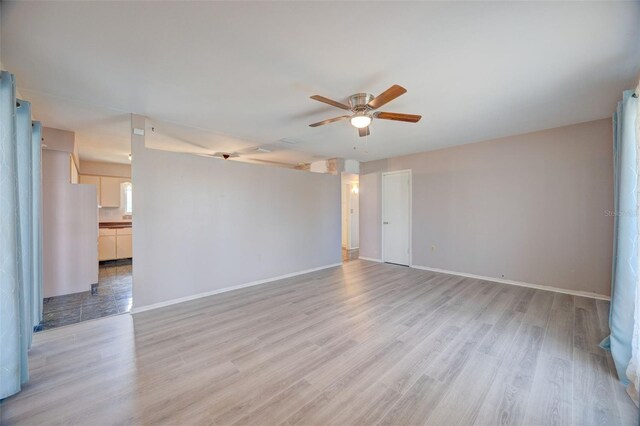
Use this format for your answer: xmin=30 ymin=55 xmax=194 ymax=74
xmin=131 ymin=140 xmax=342 ymax=310
xmin=360 ymin=119 xmax=614 ymax=297
xmin=80 ymin=160 xmax=131 ymax=178
xmin=42 ymin=127 xmax=75 ymax=154
xmin=42 ymin=128 xmax=98 ymax=297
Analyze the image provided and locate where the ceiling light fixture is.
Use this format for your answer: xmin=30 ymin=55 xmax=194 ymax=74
xmin=309 ymin=86 xmax=421 ymax=137
xmin=350 ymin=113 xmax=371 ymax=129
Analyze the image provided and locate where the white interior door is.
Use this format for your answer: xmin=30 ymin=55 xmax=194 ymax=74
xmin=382 ymin=171 xmax=410 ymax=265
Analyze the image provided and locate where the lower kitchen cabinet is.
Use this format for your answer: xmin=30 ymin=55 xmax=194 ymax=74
xmin=115 ymin=228 xmax=133 ymax=258
xmin=98 ymin=235 xmax=116 ymax=260
xmin=98 ymin=227 xmax=132 ymax=261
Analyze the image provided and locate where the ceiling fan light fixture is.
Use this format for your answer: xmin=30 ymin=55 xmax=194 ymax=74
xmin=309 ymin=85 xmax=418 ymax=137
xmin=350 ymin=114 xmax=371 ymax=129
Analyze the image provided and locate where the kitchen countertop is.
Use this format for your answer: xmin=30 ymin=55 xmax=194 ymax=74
xmin=99 ymin=221 xmax=132 ymax=229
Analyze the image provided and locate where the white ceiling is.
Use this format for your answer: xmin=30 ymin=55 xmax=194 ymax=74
xmin=2 ymin=1 xmax=639 ymax=166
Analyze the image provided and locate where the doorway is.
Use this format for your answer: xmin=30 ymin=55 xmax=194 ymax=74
xmin=39 ymin=149 xmax=134 ymax=330
xmin=341 ymin=173 xmax=359 ymax=262
xmin=382 ymin=170 xmax=411 ymax=266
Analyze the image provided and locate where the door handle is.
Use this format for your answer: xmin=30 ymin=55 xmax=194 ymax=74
xmin=383 ymin=221 xmax=389 ymax=224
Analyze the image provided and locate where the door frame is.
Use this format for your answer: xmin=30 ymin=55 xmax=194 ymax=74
xmin=343 ymin=182 xmax=352 ymax=250
xmin=348 ymin=183 xmax=359 ymax=250
xmin=381 ymin=169 xmax=412 ymax=266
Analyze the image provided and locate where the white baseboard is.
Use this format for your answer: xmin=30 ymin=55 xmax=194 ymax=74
xmin=410 ymin=264 xmax=610 ymax=301
xmin=359 ymin=256 xmax=383 ymax=263
xmin=130 ymin=260 xmax=609 ymax=315
xmin=131 ymin=262 xmax=343 ymax=314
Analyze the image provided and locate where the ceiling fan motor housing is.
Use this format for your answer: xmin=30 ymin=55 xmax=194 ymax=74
xmin=349 ymin=93 xmax=374 ymax=112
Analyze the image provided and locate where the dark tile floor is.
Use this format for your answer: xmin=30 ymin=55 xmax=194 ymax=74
xmin=39 ymin=259 xmax=132 ymax=331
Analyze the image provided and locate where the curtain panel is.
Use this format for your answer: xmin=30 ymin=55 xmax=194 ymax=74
xmin=32 ymin=121 xmax=43 ymax=328
xmin=16 ymin=99 xmax=34 ymax=350
xmin=0 ymin=70 xmax=43 ymax=400
xmin=605 ymin=89 xmax=640 ymax=407
xmin=629 ymin=86 xmax=640 ymax=406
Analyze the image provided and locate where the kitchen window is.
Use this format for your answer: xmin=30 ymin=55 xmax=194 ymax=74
xmin=123 ymin=182 xmax=133 ymax=214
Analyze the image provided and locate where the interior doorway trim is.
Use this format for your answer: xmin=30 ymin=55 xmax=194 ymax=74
xmin=381 ymin=169 xmax=412 ymax=266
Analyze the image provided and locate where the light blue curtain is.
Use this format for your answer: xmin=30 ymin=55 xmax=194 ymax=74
xmin=16 ymin=100 xmax=34 ymax=350
xmin=0 ymin=70 xmax=42 ymax=400
xmin=0 ymin=70 xmax=25 ymax=399
xmin=603 ymin=89 xmax=638 ymax=385
xmin=32 ymin=122 xmax=43 ymax=327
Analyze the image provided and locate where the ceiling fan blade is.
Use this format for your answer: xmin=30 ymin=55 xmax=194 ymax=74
xmin=242 ymin=157 xmax=297 ymax=168
xmin=358 ymin=126 xmax=370 ymax=137
xmin=310 ymin=95 xmax=351 ymax=110
xmin=374 ymin=111 xmax=422 ymax=123
xmin=367 ymin=85 xmax=407 ymax=109
xmin=309 ymin=115 xmax=351 ymax=127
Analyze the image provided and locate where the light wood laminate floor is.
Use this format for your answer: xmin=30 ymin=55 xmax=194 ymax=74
xmin=1 ymin=260 xmax=637 ymax=425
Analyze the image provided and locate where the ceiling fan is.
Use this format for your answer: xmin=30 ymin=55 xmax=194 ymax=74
xmin=211 ymin=152 xmax=239 ymax=160
xmin=148 ymin=122 xmax=297 ymax=168
xmin=196 ymin=150 xmax=294 ymax=168
xmin=309 ymin=84 xmax=421 ymax=137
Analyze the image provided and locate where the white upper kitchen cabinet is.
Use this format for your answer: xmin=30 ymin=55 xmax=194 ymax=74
xmin=79 ymin=175 xmax=130 ymax=208
xmin=100 ymin=176 xmax=123 ymax=208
